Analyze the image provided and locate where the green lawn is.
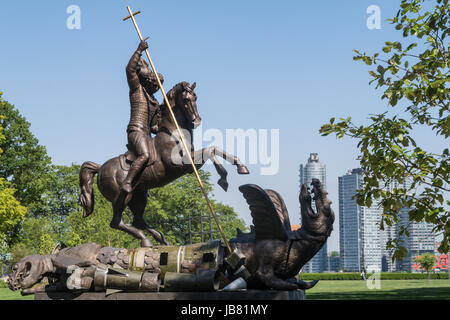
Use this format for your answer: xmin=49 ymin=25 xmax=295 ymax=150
xmin=1 ymin=280 xmax=450 ymax=300
xmin=306 ymin=280 xmax=450 ymax=300
xmin=0 ymin=288 xmax=34 ymax=300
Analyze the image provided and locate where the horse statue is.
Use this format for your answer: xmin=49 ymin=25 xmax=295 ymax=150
xmin=79 ymin=81 xmax=249 ymax=247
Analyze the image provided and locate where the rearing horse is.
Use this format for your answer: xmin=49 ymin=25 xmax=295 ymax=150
xmin=79 ymin=82 xmax=249 ymax=247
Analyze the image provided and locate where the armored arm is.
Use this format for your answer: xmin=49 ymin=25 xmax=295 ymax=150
xmin=126 ymin=40 xmax=148 ymax=90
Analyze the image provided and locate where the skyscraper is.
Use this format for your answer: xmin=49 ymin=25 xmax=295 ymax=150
xmin=300 ymin=153 xmax=328 ymax=273
xmin=396 ymin=207 xmax=435 ymax=272
xmin=338 ymin=168 xmax=383 ymax=272
xmin=338 ymin=169 xmax=435 ymax=272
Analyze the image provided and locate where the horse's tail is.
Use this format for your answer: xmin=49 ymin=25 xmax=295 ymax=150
xmin=79 ymin=161 xmax=101 ymax=218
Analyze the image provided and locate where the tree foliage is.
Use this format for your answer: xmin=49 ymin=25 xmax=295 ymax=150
xmin=0 ymin=92 xmax=52 ymax=217
xmin=0 ymin=108 xmax=27 ymax=250
xmin=0 ymin=179 xmax=27 ymax=244
xmin=415 ymin=252 xmax=436 ymax=280
xmin=320 ymin=0 xmax=449 ymax=259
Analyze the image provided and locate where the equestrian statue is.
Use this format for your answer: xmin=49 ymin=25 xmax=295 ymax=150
xmin=78 ymin=40 xmax=249 ymax=248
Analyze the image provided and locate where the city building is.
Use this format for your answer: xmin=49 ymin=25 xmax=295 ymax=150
xmin=338 ymin=168 xmax=436 ymax=273
xmin=327 ymin=252 xmax=341 ymax=272
xmin=300 ymin=153 xmax=328 ymax=273
xmin=338 ymin=168 xmax=383 ymax=272
xmin=396 ymin=207 xmax=435 ymax=272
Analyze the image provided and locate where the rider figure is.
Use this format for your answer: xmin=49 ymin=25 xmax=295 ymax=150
xmin=121 ymin=40 xmax=164 ymax=193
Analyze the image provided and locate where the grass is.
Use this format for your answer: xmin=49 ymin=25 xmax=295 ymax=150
xmin=1 ymin=280 xmax=449 ymax=300
xmin=306 ymin=280 xmax=450 ymax=300
xmin=0 ymin=288 xmax=34 ymax=300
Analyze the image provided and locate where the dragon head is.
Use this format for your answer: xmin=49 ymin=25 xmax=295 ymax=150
xmin=299 ymin=179 xmax=335 ymax=237
xmin=8 ymin=255 xmax=55 ymax=291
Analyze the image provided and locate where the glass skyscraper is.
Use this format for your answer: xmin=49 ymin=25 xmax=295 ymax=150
xmin=338 ymin=168 xmax=384 ymax=272
xmin=338 ymin=169 xmax=361 ymax=271
xmin=300 ymin=153 xmax=328 ymax=273
xmin=396 ymin=207 xmax=435 ymax=272
xmin=338 ymin=169 xmax=435 ymax=272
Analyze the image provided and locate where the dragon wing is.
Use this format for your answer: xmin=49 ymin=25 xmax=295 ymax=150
xmin=239 ymin=184 xmax=291 ymax=241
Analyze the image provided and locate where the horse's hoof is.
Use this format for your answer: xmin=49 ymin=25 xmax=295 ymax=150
xmin=237 ymin=166 xmax=250 ymax=175
xmin=141 ymin=238 xmax=153 ymax=248
xmin=218 ymin=178 xmax=229 ymax=192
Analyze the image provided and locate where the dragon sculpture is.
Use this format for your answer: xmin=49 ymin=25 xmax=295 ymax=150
xmin=8 ymin=179 xmax=334 ymax=295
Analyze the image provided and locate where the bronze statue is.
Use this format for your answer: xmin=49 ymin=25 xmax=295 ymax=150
xmin=231 ymin=179 xmax=334 ymax=290
xmin=121 ymin=40 xmax=164 ymax=194
xmin=79 ymin=56 xmax=249 ymax=247
xmin=9 ymin=180 xmax=333 ymax=295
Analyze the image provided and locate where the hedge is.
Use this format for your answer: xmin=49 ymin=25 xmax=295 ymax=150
xmin=0 ymin=280 xmax=8 ymax=288
xmin=299 ymin=272 xmax=450 ymax=280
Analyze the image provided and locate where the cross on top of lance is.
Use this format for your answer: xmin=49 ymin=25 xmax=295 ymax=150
xmin=122 ymin=10 xmax=141 ymax=21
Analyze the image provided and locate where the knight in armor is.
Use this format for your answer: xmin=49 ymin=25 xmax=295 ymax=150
xmin=121 ymin=40 xmax=164 ymax=193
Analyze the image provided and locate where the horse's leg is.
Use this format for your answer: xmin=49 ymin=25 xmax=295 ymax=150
xmin=129 ymin=190 xmax=169 ymax=246
xmin=192 ymin=148 xmax=230 ymax=191
xmin=210 ymin=146 xmax=250 ymax=175
xmin=110 ymin=191 xmax=153 ymax=248
xmin=193 ymin=147 xmax=249 ymax=191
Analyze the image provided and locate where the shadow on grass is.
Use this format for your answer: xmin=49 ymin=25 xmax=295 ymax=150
xmin=307 ymin=286 xmax=450 ymax=300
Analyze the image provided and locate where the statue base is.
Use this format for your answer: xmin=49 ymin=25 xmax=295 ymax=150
xmin=34 ymin=289 xmax=305 ymax=300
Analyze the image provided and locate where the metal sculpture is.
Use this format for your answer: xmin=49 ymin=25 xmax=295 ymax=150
xmin=78 ymin=7 xmax=249 ymax=249
xmin=79 ymin=78 xmax=249 ymax=248
xmin=9 ymin=180 xmax=334 ymax=295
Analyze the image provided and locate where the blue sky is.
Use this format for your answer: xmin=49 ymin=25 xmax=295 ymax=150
xmin=0 ymin=1 xmax=444 ymax=252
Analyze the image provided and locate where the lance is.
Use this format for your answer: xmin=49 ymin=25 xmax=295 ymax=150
xmin=123 ymin=6 xmax=234 ymax=255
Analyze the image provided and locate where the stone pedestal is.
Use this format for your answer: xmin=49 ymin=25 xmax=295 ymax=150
xmin=35 ymin=289 xmax=305 ymax=300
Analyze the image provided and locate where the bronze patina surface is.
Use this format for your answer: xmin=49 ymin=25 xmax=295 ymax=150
xmin=8 ymin=180 xmax=333 ymax=295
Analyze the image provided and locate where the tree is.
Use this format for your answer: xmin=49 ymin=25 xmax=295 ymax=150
xmin=0 ymin=179 xmax=27 ymax=246
xmin=143 ymin=170 xmax=247 ymax=245
xmin=320 ymin=0 xmax=449 ymax=260
xmin=415 ymin=252 xmax=436 ymax=281
xmin=0 ymin=111 xmax=27 ymax=251
xmin=0 ymin=92 xmax=53 ymax=217
xmin=43 ymin=164 xmax=81 ymax=218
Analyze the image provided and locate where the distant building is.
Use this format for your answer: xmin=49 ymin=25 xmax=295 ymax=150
xmin=338 ymin=168 xmax=383 ymax=272
xmin=338 ymin=168 xmax=435 ymax=273
xmin=300 ymin=153 xmax=328 ymax=273
xmin=396 ymin=207 xmax=435 ymax=272
xmin=327 ymin=252 xmax=341 ymax=272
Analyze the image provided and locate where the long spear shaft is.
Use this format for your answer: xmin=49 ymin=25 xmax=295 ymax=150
xmin=124 ymin=6 xmax=232 ymax=253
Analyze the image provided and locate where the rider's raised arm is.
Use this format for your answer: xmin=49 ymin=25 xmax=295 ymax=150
xmin=126 ymin=40 xmax=148 ymax=90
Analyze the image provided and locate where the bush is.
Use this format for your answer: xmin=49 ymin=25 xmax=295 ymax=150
xmin=299 ymin=272 xmax=450 ymax=280
xmin=299 ymin=273 xmax=361 ymax=280
xmin=0 ymin=279 xmax=8 ymax=288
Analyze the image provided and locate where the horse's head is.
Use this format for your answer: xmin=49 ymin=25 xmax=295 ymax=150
xmin=167 ymin=81 xmax=201 ymax=129
xmin=8 ymin=255 xmax=55 ymax=291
